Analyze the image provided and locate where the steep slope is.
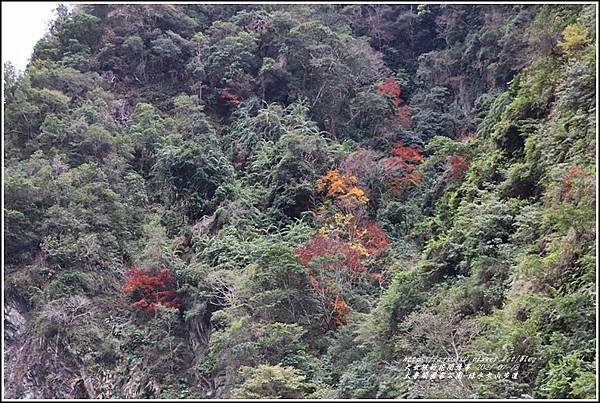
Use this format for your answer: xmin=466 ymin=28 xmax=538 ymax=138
xmin=3 ymin=4 xmax=596 ymax=399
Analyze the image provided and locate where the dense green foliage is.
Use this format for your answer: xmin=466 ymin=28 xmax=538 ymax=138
xmin=3 ymin=4 xmax=596 ymax=399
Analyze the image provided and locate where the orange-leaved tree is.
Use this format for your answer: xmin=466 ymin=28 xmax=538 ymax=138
xmin=304 ymin=165 xmax=391 ymax=327
xmin=316 ymin=170 xmax=369 ymax=209
xmin=562 ymin=164 xmax=586 ymax=201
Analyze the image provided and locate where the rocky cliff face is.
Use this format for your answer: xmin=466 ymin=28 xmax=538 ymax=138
xmin=4 ymin=292 xmax=114 ymax=398
xmin=4 ymin=290 xmax=215 ymax=399
xmin=3 ymin=3 xmax=596 ymax=399
xmin=5 ymin=301 xmax=81 ymax=398
xmin=4 ymin=293 xmax=38 ymax=399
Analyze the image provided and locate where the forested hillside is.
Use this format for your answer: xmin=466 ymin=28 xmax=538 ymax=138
xmin=3 ymin=3 xmax=597 ymax=399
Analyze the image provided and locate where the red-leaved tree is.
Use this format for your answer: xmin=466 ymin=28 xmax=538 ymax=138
xmin=219 ymin=89 xmax=241 ymax=107
xmin=448 ymin=154 xmax=470 ymax=179
xmin=122 ymin=267 xmax=180 ymax=314
xmin=377 ymin=76 xmax=402 ymax=106
xmin=396 ymin=106 xmax=413 ymax=129
xmin=459 ymin=132 xmax=477 ymax=143
xmin=294 ymin=235 xmax=367 ymax=327
xmin=380 ymin=142 xmax=424 ymax=191
xmin=348 ymin=220 xmax=390 ymax=256
xmin=376 ymin=77 xmax=412 ymax=128
xmin=391 ymin=142 xmax=423 ymax=163
xmin=295 ymin=235 xmax=366 ymax=275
